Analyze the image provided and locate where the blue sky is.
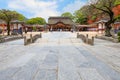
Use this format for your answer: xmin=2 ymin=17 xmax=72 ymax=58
xmin=0 ymin=0 xmax=88 ymax=20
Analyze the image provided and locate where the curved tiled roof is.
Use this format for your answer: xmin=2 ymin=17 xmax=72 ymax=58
xmin=48 ymin=17 xmax=74 ymax=25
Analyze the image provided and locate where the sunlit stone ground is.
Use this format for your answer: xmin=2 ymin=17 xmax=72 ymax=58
xmin=0 ymin=32 xmax=120 ymax=80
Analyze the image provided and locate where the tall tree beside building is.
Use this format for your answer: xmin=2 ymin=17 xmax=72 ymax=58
xmin=76 ymin=4 xmax=103 ymax=24
xmin=26 ymin=17 xmax=46 ymax=25
xmin=0 ymin=9 xmax=23 ymax=35
xmin=73 ymin=10 xmax=88 ymax=24
xmin=88 ymin=0 xmax=120 ymax=36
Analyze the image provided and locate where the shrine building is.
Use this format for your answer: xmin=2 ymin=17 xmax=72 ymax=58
xmin=47 ymin=17 xmax=76 ymax=31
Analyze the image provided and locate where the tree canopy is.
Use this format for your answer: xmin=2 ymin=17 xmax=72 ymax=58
xmin=61 ymin=12 xmax=74 ymax=20
xmin=0 ymin=9 xmax=25 ymax=35
xmin=17 ymin=13 xmax=27 ymax=21
xmin=88 ymin=0 xmax=120 ymax=36
xmin=71 ymin=0 xmax=120 ymax=36
xmin=73 ymin=10 xmax=88 ymax=24
xmin=26 ymin=17 xmax=46 ymax=25
xmin=0 ymin=9 xmax=19 ymax=22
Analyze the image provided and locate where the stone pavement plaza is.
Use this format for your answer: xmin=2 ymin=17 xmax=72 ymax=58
xmin=0 ymin=32 xmax=120 ymax=80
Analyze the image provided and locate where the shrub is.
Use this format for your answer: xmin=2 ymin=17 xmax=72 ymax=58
xmin=117 ymin=31 xmax=120 ymax=36
xmin=117 ymin=32 xmax=120 ymax=42
xmin=118 ymin=37 xmax=120 ymax=42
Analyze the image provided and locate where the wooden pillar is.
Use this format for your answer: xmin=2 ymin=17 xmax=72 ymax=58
xmin=101 ymin=23 xmax=103 ymax=34
xmin=16 ymin=23 xmax=19 ymax=34
xmin=17 ymin=23 xmax=18 ymax=30
xmin=21 ymin=24 xmax=24 ymax=36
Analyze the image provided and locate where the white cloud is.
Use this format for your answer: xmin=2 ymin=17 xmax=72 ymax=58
xmin=62 ymin=0 xmax=87 ymax=14
xmin=8 ymin=0 xmax=60 ymax=21
xmin=7 ymin=0 xmax=87 ymax=21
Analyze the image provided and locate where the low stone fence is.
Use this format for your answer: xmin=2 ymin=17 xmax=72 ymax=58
xmin=0 ymin=35 xmax=23 ymax=43
xmin=77 ymin=33 xmax=94 ymax=45
xmin=96 ymin=36 xmax=119 ymax=43
xmin=24 ymin=33 xmax=42 ymax=45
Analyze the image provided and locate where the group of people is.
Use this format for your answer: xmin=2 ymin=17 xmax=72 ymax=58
xmin=11 ymin=27 xmax=23 ymax=35
xmin=114 ymin=28 xmax=120 ymax=34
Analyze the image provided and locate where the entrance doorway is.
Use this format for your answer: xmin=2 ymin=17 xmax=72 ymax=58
xmin=50 ymin=22 xmax=71 ymax=31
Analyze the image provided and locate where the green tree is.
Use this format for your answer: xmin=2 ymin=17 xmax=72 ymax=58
xmin=117 ymin=15 xmax=120 ymax=21
xmin=74 ymin=4 xmax=103 ymax=24
xmin=61 ymin=12 xmax=74 ymax=20
xmin=0 ymin=9 xmax=20 ymax=35
xmin=114 ymin=0 xmax=120 ymax=6
xmin=89 ymin=0 xmax=120 ymax=36
xmin=26 ymin=17 xmax=46 ymax=25
xmin=17 ymin=13 xmax=26 ymax=21
xmin=74 ymin=10 xmax=88 ymax=24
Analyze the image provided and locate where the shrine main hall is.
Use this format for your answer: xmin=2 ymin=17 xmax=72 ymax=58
xmin=47 ymin=17 xmax=76 ymax=31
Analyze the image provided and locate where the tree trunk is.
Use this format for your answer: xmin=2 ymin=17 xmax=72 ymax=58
xmin=7 ymin=22 xmax=10 ymax=36
xmin=105 ymin=22 xmax=112 ymax=37
xmin=105 ymin=27 xmax=112 ymax=37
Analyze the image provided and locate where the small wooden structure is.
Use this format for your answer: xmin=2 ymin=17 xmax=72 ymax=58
xmin=95 ymin=20 xmax=107 ymax=34
xmin=11 ymin=20 xmax=25 ymax=35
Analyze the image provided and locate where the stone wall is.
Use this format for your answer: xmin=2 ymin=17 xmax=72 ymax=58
xmin=24 ymin=33 xmax=42 ymax=45
xmin=77 ymin=33 xmax=94 ymax=45
xmin=0 ymin=35 xmax=23 ymax=43
xmin=96 ymin=36 xmax=119 ymax=43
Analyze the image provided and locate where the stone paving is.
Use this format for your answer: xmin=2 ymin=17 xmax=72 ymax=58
xmin=0 ymin=32 xmax=120 ymax=80
xmin=83 ymin=38 xmax=120 ymax=73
